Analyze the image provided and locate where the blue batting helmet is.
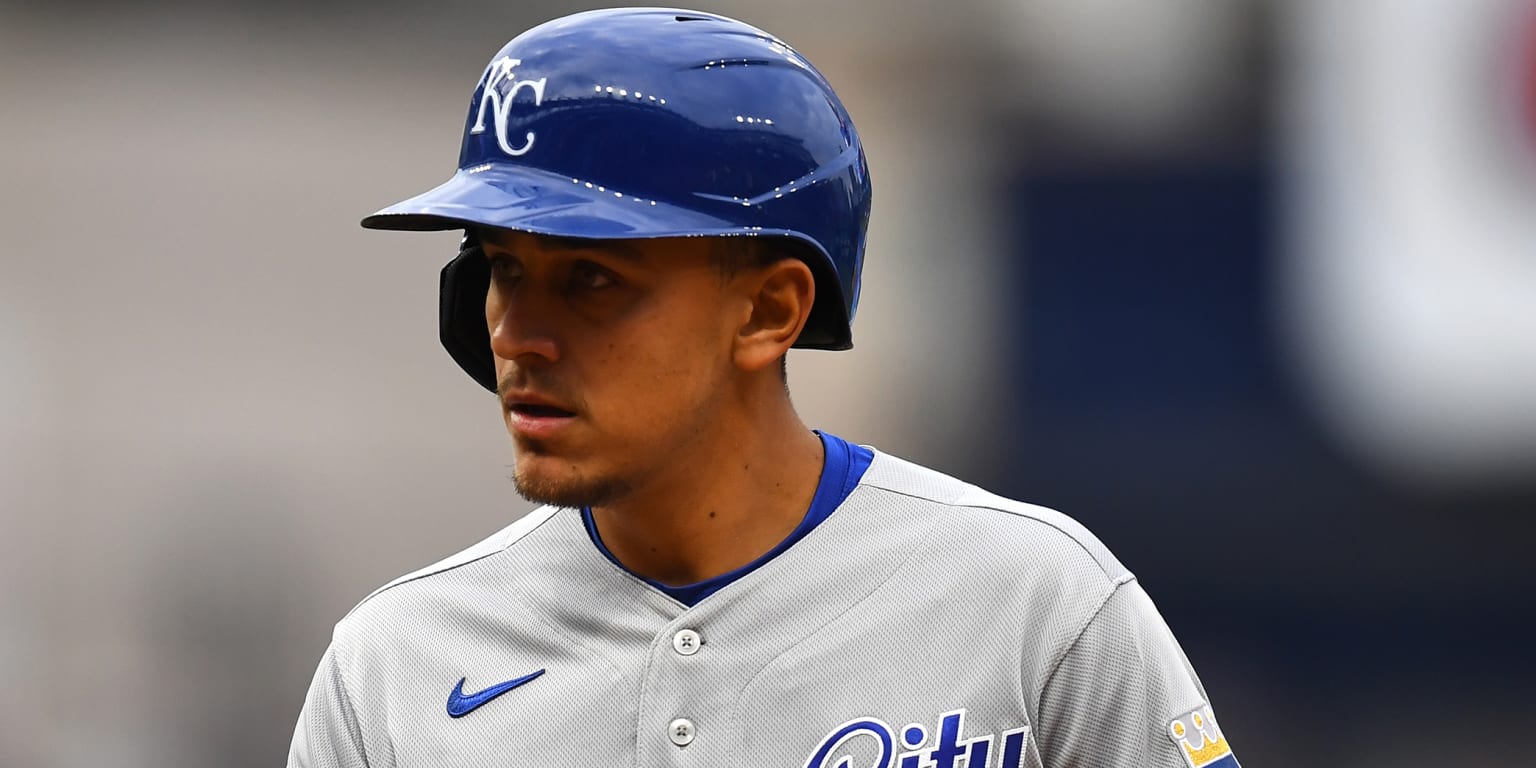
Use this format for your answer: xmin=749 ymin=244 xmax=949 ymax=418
xmin=361 ymin=7 xmax=872 ymax=391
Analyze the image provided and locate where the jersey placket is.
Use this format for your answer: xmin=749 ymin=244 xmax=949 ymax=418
xmin=634 ymin=609 xmax=730 ymax=766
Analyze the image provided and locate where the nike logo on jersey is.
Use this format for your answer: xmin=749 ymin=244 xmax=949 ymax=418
xmin=804 ymin=709 xmax=1028 ymax=768
xmin=446 ymin=669 xmax=545 ymax=718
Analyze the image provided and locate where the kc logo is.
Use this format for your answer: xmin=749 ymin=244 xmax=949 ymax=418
xmin=804 ymin=709 xmax=1028 ymax=768
xmin=470 ymin=56 xmax=548 ymax=157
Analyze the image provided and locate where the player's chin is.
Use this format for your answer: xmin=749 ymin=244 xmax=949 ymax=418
xmin=511 ymin=456 xmax=628 ymax=509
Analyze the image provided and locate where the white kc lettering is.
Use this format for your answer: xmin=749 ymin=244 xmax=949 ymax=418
xmin=470 ymin=56 xmax=548 ymax=156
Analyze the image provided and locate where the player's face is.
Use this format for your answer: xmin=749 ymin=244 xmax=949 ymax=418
xmin=480 ymin=229 xmax=744 ymax=508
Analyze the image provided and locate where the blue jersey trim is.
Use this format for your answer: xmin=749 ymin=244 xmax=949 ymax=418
xmin=581 ymin=431 xmax=873 ymax=606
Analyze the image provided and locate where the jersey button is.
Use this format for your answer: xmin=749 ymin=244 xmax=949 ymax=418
xmin=668 ymin=718 xmax=696 ymax=746
xmin=672 ymin=628 xmax=702 ymax=656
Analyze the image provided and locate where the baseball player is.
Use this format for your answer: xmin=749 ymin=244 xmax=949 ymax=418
xmin=289 ymin=8 xmax=1240 ymax=768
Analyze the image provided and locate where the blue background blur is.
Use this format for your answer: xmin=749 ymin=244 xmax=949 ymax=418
xmin=3 ymin=1 xmax=1534 ymax=765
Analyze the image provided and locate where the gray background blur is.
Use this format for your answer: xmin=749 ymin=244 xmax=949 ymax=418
xmin=3 ymin=0 xmax=1535 ymax=766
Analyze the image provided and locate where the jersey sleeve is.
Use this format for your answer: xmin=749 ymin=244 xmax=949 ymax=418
xmin=1034 ymin=579 xmax=1238 ymax=768
xmin=288 ymin=639 xmax=373 ymax=768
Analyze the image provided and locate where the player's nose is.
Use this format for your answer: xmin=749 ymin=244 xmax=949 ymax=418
xmin=487 ymin=283 xmax=561 ymax=365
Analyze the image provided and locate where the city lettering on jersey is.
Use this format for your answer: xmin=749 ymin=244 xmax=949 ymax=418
xmin=470 ymin=56 xmax=547 ymax=157
xmin=804 ymin=709 xmax=1028 ymax=768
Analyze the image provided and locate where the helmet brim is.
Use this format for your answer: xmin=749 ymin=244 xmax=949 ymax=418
xmin=363 ymin=163 xmax=744 ymax=238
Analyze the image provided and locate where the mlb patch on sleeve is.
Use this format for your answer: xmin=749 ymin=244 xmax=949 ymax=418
xmin=1167 ymin=704 xmax=1240 ymax=768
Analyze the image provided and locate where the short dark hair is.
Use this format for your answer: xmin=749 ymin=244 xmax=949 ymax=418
xmin=710 ymin=237 xmax=786 ymax=279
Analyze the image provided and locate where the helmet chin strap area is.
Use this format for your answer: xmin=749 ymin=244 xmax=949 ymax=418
xmin=439 ymin=233 xmax=497 ymax=392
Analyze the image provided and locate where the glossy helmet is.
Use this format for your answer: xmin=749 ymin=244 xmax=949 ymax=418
xmin=361 ymin=7 xmax=872 ymax=392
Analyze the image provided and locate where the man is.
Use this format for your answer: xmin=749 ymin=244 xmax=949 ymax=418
xmin=290 ymin=8 xmax=1240 ymax=768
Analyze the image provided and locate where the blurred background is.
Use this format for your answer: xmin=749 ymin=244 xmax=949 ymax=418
xmin=3 ymin=0 xmax=1534 ymax=765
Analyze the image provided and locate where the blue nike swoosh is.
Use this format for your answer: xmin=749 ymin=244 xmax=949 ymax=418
xmin=446 ymin=669 xmax=545 ymax=718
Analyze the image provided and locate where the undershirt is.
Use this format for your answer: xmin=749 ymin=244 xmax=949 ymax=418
xmin=580 ymin=430 xmax=873 ymax=606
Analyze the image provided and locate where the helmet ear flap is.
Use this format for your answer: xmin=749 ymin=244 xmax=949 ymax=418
xmin=439 ymin=235 xmax=497 ymax=393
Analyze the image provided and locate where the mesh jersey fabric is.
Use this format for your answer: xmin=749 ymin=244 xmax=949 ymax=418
xmin=289 ymin=449 xmax=1231 ymax=768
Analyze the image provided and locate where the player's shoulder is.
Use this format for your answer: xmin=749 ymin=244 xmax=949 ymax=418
xmin=858 ymin=448 xmax=1133 ymax=587
xmin=331 ymin=505 xmax=562 ymax=636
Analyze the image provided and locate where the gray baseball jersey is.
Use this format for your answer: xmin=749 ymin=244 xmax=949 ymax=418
xmin=289 ymin=448 xmax=1239 ymax=768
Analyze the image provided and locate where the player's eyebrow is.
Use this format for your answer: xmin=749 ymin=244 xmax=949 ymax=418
xmin=492 ymin=233 xmax=646 ymax=262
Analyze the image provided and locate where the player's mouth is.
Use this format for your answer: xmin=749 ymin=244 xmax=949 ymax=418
xmin=503 ymin=395 xmax=578 ymax=438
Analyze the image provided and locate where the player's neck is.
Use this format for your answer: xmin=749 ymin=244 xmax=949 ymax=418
xmin=588 ymin=390 xmax=823 ymax=587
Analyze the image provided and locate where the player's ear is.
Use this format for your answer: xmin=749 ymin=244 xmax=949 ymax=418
xmin=732 ymin=256 xmax=814 ymax=373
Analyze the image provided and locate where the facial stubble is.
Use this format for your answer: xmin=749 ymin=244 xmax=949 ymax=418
xmin=510 ymin=436 xmax=633 ymax=509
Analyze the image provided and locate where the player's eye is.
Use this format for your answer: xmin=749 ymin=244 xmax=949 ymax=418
xmin=486 ymin=252 xmax=522 ymax=280
xmin=571 ymin=261 xmax=616 ymax=290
